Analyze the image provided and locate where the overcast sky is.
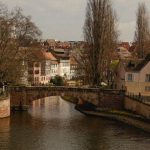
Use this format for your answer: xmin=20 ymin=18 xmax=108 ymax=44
xmin=2 ymin=0 xmax=150 ymax=41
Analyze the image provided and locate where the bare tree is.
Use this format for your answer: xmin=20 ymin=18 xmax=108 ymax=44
xmin=0 ymin=3 xmax=42 ymax=84
xmin=134 ymin=2 xmax=150 ymax=58
xmin=80 ymin=0 xmax=118 ymax=86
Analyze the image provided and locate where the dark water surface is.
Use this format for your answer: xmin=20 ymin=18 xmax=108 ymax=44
xmin=0 ymin=96 xmax=150 ymax=150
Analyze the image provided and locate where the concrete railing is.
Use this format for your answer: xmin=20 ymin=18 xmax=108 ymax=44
xmin=125 ymin=97 xmax=150 ymax=119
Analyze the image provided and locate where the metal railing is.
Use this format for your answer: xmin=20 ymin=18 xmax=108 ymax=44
xmin=126 ymin=92 xmax=150 ymax=105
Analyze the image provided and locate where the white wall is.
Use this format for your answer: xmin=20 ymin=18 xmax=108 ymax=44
xmin=50 ymin=64 xmax=59 ymax=77
xmin=59 ymin=59 xmax=70 ymax=79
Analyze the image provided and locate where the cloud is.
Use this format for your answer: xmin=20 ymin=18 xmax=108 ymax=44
xmin=2 ymin=0 xmax=86 ymax=41
xmin=113 ymin=0 xmax=150 ymax=41
xmin=2 ymin=0 xmax=150 ymax=41
xmin=118 ymin=21 xmax=136 ymax=42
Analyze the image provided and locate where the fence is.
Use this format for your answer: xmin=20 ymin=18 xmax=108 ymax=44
xmin=126 ymin=92 xmax=150 ymax=105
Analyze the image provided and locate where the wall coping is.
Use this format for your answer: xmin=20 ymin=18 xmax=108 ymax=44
xmin=9 ymin=86 xmax=125 ymax=95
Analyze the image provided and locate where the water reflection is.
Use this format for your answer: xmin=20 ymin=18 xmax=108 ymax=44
xmin=0 ymin=118 xmax=10 ymax=149
xmin=0 ymin=96 xmax=150 ymax=150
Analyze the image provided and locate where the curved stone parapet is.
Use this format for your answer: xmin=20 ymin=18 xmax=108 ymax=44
xmin=9 ymin=86 xmax=125 ymax=110
xmin=0 ymin=97 xmax=10 ymax=118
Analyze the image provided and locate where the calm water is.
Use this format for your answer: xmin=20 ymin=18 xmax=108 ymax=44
xmin=0 ymin=96 xmax=150 ymax=150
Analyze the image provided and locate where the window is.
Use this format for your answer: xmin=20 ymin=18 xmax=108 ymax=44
xmin=63 ymin=62 xmax=69 ymax=67
xmin=145 ymin=86 xmax=150 ymax=92
xmin=145 ymin=74 xmax=150 ymax=82
xmin=63 ymin=69 xmax=66 ymax=73
xmin=34 ymin=77 xmax=39 ymax=82
xmin=28 ymin=77 xmax=33 ymax=82
xmin=46 ymin=61 xmax=50 ymax=65
xmin=127 ymin=74 xmax=133 ymax=81
xmin=35 ymin=63 xmax=39 ymax=67
xmin=35 ymin=70 xmax=39 ymax=74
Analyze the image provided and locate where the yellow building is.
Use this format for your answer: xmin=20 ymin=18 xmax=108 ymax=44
xmin=115 ymin=54 xmax=150 ymax=96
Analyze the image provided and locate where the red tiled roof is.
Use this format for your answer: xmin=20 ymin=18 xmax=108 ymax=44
xmin=51 ymin=61 xmax=58 ymax=64
xmin=42 ymin=52 xmax=57 ymax=60
xmin=34 ymin=50 xmax=57 ymax=61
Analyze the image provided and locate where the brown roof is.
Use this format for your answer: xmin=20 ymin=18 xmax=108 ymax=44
xmin=121 ymin=53 xmax=150 ymax=72
xmin=122 ymin=59 xmax=142 ymax=72
xmin=134 ymin=54 xmax=150 ymax=71
xmin=42 ymin=52 xmax=57 ymax=60
xmin=34 ymin=50 xmax=57 ymax=61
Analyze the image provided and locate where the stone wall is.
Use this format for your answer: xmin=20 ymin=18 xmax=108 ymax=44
xmin=0 ymin=97 xmax=10 ymax=118
xmin=99 ymin=93 xmax=124 ymax=110
xmin=125 ymin=97 xmax=150 ymax=119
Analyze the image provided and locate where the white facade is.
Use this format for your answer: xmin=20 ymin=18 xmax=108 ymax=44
xmin=45 ymin=60 xmax=51 ymax=81
xmin=26 ymin=51 xmax=79 ymax=84
xmin=50 ymin=62 xmax=59 ymax=78
xmin=59 ymin=59 xmax=70 ymax=80
xmin=40 ymin=60 xmax=51 ymax=84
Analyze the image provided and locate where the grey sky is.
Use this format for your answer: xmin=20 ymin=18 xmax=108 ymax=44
xmin=2 ymin=0 xmax=150 ymax=41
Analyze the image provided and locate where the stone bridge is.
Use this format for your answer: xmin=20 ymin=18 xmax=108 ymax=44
xmin=9 ymin=86 xmax=125 ymax=110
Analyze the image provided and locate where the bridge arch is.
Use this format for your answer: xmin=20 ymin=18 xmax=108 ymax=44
xmin=10 ymin=86 xmax=125 ymax=110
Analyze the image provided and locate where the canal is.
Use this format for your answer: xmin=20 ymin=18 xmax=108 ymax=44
xmin=0 ymin=96 xmax=150 ymax=150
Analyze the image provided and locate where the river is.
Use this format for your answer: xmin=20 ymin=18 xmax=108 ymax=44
xmin=0 ymin=96 xmax=150 ymax=150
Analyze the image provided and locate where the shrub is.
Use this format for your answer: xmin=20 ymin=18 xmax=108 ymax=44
xmin=50 ymin=75 xmax=64 ymax=86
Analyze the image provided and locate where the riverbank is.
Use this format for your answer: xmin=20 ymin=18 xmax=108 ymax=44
xmin=75 ymin=106 xmax=150 ymax=134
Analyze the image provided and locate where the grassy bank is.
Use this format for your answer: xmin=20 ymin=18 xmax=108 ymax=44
xmin=97 ymin=109 xmax=150 ymax=124
xmin=76 ymin=106 xmax=150 ymax=133
xmin=61 ymin=96 xmax=78 ymax=104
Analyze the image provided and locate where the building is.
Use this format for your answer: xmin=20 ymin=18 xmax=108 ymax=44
xmin=70 ymin=56 xmax=78 ymax=79
xmin=116 ymin=47 xmax=131 ymax=59
xmin=25 ymin=42 xmax=80 ymax=85
xmin=27 ymin=50 xmax=54 ymax=85
xmin=40 ymin=51 xmax=54 ymax=84
xmin=28 ymin=61 xmax=41 ymax=85
xmin=51 ymin=48 xmax=71 ymax=80
xmin=115 ymin=54 xmax=150 ymax=96
xmin=59 ymin=57 xmax=70 ymax=80
xmin=118 ymin=42 xmax=130 ymax=50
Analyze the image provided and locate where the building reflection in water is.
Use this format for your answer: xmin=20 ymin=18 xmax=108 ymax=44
xmin=30 ymin=96 xmax=110 ymax=150
xmin=1 ymin=96 xmax=149 ymax=150
xmin=0 ymin=117 xmax=10 ymax=149
xmin=31 ymin=96 xmax=71 ymax=119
